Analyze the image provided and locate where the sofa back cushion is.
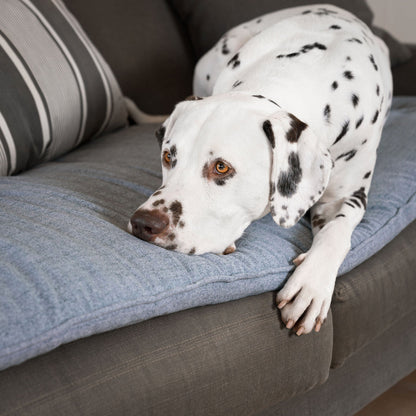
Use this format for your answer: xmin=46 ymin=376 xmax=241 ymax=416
xmin=66 ymin=0 xmax=196 ymax=115
xmin=0 ymin=0 xmax=128 ymax=176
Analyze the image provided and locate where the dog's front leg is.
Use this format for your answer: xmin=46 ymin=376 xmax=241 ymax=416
xmin=277 ymin=194 xmax=367 ymax=335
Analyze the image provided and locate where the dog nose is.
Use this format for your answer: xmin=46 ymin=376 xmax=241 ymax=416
xmin=130 ymin=209 xmax=169 ymax=241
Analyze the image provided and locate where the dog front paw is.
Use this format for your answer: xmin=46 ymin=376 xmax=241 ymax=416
xmin=276 ymin=253 xmax=336 ymax=335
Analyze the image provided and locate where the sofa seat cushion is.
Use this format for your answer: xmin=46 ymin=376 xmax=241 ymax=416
xmin=0 ymin=97 xmax=415 ymax=370
xmin=331 ymin=221 xmax=416 ymax=368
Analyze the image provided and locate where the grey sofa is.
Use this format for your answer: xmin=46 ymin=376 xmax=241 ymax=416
xmin=0 ymin=1 xmax=415 ymax=415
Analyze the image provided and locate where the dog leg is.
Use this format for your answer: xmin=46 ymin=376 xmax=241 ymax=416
xmin=277 ymin=190 xmax=368 ymax=335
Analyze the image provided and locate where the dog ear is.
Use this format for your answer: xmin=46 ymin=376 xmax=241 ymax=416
xmin=155 ymin=125 xmax=166 ymax=148
xmin=262 ymin=111 xmax=332 ymax=228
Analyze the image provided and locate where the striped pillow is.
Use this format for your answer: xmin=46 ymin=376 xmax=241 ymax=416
xmin=0 ymin=0 xmax=128 ymax=175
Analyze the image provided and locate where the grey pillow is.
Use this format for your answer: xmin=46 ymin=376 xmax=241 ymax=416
xmin=169 ymin=0 xmax=411 ymax=66
xmin=0 ymin=0 xmax=128 ymax=176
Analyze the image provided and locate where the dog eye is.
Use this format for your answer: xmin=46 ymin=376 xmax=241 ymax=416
xmin=215 ymin=161 xmax=230 ymax=174
xmin=163 ymin=151 xmax=171 ymax=167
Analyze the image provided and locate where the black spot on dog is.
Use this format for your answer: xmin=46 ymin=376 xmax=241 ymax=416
xmin=332 ymin=81 xmax=338 ymax=90
xmin=270 ymin=181 xmax=276 ymax=197
xmin=170 ymin=145 xmax=177 ymax=158
xmin=352 ymin=187 xmax=367 ymax=209
xmin=277 ymin=42 xmax=327 ymax=60
xmin=336 ymin=214 xmax=346 ymax=218
xmin=345 ymin=201 xmax=355 ymax=208
xmin=330 ymin=24 xmax=341 ymax=29
xmin=253 ymin=94 xmax=265 ymax=99
xmin=372 ymin=110 xmax=379 ymax=124
xmin=346 ymin=56 xmax=352 ymax=61
xmin=165 ymin=244 xmax=178 ymax=251
xmin=215 ymin=179 xmax=226 ymax=186
xmin=233 ymin=80 xmax=243 ymax=88
xmin=302 ymin=42 xmax=327 ymax=52
xmin=376 ymin=84 xmax=380 ymax=96
xmin=282 ymin=205 xmax=287 ymax=210
xmin=324 ymin=104 xmax=331 ymax=122
xmin=343 ymin=70 xmax=354 ymax=80
xmin=153 ymin=190 xmax=162 ymax=197
xmin=168 ymin=233 xmax=176 ymax=241
xmin=369 ymin=54 xmax=378 ymax=71
xmin=262 ymin=120 xmax=275 ymax=148
xmin=279 ymin=217 xmax=286 ymax=225
xmin=314 ymin=7 xmax=337 ymax=16
xmin=298 ymin=209 xmax=305 ymax=216
xmin=347 ymin=38 xmax=363 ymax=44
xmin=336 ymin=149 xmax=357 ymax=161
xmin=256 ymin=18 xmax=262 ymax=23
xmin=268 ymin=98 xmax=280 ymax=107
xmin=277 ymin=152 xmax=302 ymax=197
xmin=221 ymin=38 xmax=230 ymax=55
xmin=356 ymin=116 xmax=364 ymax=129
xmin=189 ymin=248 xmax=196 ymax=255
xmin=152 ymin=199 xmax=165 ymax=207
xmin=228 ymin=53 xmax=240 ymax=68
xmin=179 ymin=221 xmax=185 ymax=228
xmin=362 ymin=139 xmax=368 ymax=145
xmin=363 ymin=171 xmax=371 ymax=179
xmin=155 ymin=126 xmax=165 ymax=147
xmin=333 ymin=120 xmax=350 ymax=145
xmin=169 ymin=201 xmax=183 ymax=226
xmin=206 ymin=74 xmax=210 ymax=81
xmin=350 ymin=198 xmax=361 ymax=208
xmin=312 ymin=217 xmax=326 ymax=228
xmin=352 ymin=94 xmax=359 ymax=107
xmin=286 ymin=114 xmax=307 ymax=143
xmin=302 ymin=10 xmax=312 ymax=14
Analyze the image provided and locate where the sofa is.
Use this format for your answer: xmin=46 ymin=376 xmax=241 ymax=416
xmin=0 ymin=1 xmax=415 ymax=415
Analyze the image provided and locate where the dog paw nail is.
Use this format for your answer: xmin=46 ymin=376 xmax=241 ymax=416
xmin=286 ymin=319 xmax=295 ymax=329
xmin=278 ymin=300 xmax=288 ymax=309
xmin=296 ymin=327 xmax=304 ymax=336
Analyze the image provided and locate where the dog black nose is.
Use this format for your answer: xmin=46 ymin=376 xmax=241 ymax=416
xmin=130 ymin=209 xmax=170 ymax=241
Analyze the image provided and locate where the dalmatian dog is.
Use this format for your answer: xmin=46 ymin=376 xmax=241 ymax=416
xmin=128 ymin=4 xmax=392 ymax=335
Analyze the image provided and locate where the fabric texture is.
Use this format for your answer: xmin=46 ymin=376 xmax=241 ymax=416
xmin=169 ymin=0 xmax=411 ymax=66
xmin=331 ymin=220 xmax=416 ymax=368
xmin=0 ymin=97 xmax=415 ymax=370
xmin=0 ymin=294 xmax=332 ymax=415
xmin=0 ymin=0 xmax=127 ymax=176
xmin=392 ymin=45 xmax=416 ymax=96
xmin=66 ymin=0 xmax=195 ymax=115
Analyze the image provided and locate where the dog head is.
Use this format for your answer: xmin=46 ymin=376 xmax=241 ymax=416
xmin=128 ymin=93 xmax=331 ymax=255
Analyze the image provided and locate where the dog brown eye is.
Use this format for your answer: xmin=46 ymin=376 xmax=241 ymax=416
xmin=215 ymin=161 xmax=229 ymax=174
xmin=163 ymin=151 xmax=171 ymax=166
